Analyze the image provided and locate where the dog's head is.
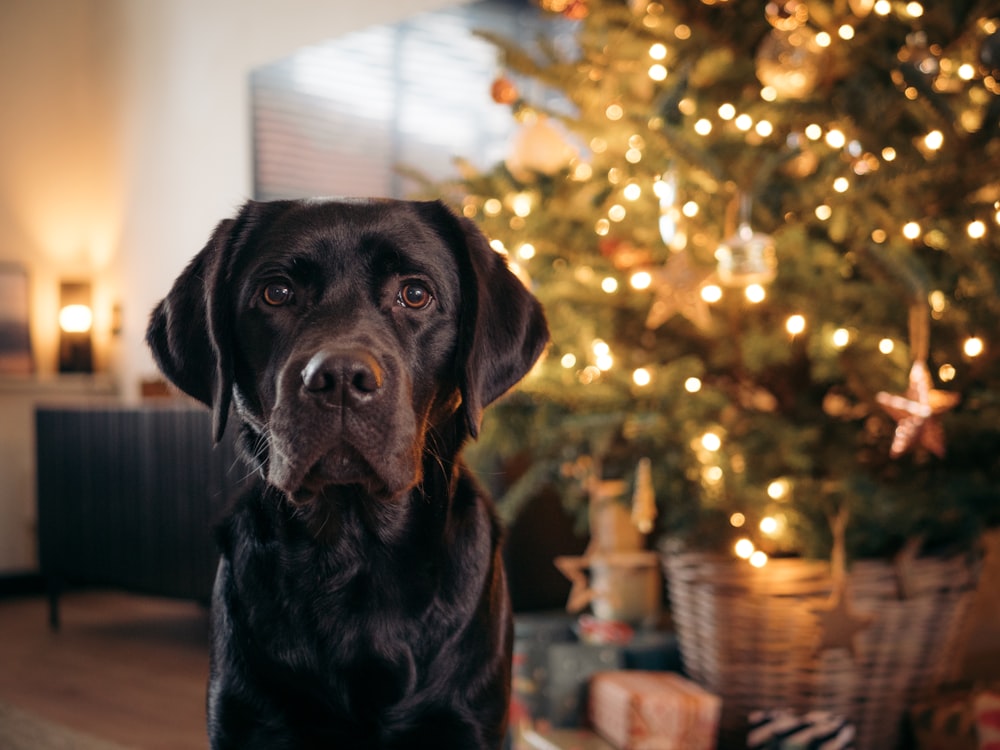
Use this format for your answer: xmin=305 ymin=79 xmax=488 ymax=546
xmin=146 ymin=198 xmax=548 ymax=506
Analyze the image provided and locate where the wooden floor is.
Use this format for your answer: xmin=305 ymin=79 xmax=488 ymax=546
xmin=0 ymin=590 xmax=210 ymax=750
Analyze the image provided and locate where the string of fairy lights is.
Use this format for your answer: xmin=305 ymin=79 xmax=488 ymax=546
xmin=464 ymin=0 xmax=999 ymax=564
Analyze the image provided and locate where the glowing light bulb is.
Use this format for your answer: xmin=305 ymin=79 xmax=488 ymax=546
xmin=805 ymin=124 xmax=823 ymax=140
xmin=648 ymin=64 xmax=667 ymax=81
xmin=815 ymin=31 xmax=831 ymax=47
xmin=832 ymin=328 xmax=850 ymax=348
xmin=924 ymin=130 xmax=944 ymax=151
xmin=905 ymin=1 xmax=924 ymax=17
xmin=593 ymin=340 xmax=610 ymax=357
xmin=718 ymin=103 xmax=736 ymax=120
xmin=59 ymin=304 xmax=93 ymax=333
xmin=684 ymin=377 xmax=702 ymax=393
xmin=816 ymin=205 xmax=833 ymax=221
xmin=633 ymin=368 xmax=652 ymax=386
xmin=701 ymin=432 xmax=722 ymax=452
xmin=561 ymin=353 xmax=577 ymax=369
xmin=735 ymin=538 xmax=755 ymax=559
xmin=939 ymin=363 xmax=956 ymax=382
xmin=825 ymin=129 xmax=846 ymax=149
xmin=517 ymin=243 xmax=536 ymax=260
xmin=786 ymin=314 xmax=806 ymax=336
xmin=601 ymin=277 xmax=619 ymax=293
xmin=968 ymin=220 xmax=986 ymax=239
xmin=750 ymin=550 xmax=769 ymax=568
xmin=964 ymin=337 xmax=984 ymax=357
xmin=833 ymin=177 xmax=849 ymax=193
xmin=606 ymin=103 xmax=624 ymax=121
xmin=701 ymin=284 xmax=723 ymax=303
xmin=682 ymin=201 xmax=700 ymax=217
xmin=838 ymin=24 xmax=855 ymax=40
xmin=759 ymin=516 xmax=778 ymax=535
xmin=596 ymin=354 xmax=614 ymax=371
xmin=745 ymin=284 xmax=766 ymax=303
xmin=484 ymin=199 xmax=502 ymax=216
xmin=767 ymin=479 xmax=788 ymax=500
xmin=631 ymin=271 xmax=652 ymax=290
xmin=649 ymin=43 xmax=667 ymax=60
xmin=874 ymin=0 xmax=890 ymax=13
xmin=623 ymin=183 xmax=642 ymax=201
xmin=882 ymin=147 xmax=897 ymax=161
xmin=694 ymin=118 xmax=712 ymax=136
xmin=512 ymin=193 xmax=533 ymax=217
xmin=730 ymin=513 xmax=746 ymax=528
xmin=608 ymin=204 xmax=627 ymax=222
xmin=734 ymin=114 xmax=753 ymax=132
xmin=902 ymin=221 xmax=922 ymax=239
xmin=755 ymin=120 xmax=774 ymax=137
xmin=879 ymin=338 xmax=895 ymax=354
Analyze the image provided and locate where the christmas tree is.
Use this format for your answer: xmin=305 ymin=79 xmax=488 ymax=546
xmin=428 ymin=0 xmax=1000 ymax=561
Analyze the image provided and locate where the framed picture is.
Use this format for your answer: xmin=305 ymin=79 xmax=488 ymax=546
xmin=0 ymin=264 xmax=33 ymax=375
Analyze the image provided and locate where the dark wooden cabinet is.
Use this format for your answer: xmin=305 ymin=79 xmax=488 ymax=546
xmin=36 ymin=405 xmax=244 ymax=627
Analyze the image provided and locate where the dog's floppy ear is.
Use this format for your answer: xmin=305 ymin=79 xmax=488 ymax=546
xmin=146 ymin=206 xmax=258 ymax=443
xmin=418 ymin=201 xmax=549 ymax=438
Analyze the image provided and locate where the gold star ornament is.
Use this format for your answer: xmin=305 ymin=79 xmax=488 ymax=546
xmin=644 ymin=251 xmax=714 ymax=331
xmin=875 ymin=360 xmax=960 ymax=458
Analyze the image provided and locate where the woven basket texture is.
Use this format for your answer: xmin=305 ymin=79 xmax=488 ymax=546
xmin=661 ymin=551 xmax=981 ymax=749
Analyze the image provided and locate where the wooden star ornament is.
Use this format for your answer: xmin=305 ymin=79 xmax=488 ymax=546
xmin=811 ymin=579 xmax=873 ymax=658
xmin=645 ymin=251 xmax=715 ymax=331
xmin=875 ymin=360 xmax=960 ymax=458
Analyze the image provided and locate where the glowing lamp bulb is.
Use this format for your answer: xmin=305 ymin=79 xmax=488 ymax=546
xmin=59 ymin=304 xmax=93 ymax=333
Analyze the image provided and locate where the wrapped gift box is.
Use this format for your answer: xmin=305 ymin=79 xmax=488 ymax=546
xmin=747 ymin=709 xmax=855 ymax=749
xmin=974 ymin=688 xmax=1000 ymax=750
xmin=588 ymin=670 xmax=720 ymax=750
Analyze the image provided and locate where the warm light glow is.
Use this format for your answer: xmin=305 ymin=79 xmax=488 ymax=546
xmin=939 ymin=363 xmax=956 ymax=382
xmin=595 ymin=218 xmax=611 ymax=236
xmin=964 ymin=337 xmax=984 ymax=357
xmin=958 ymin=63 xmax=975 ymax=80
xmin=903 ymin=221 xmax=922 ymax=240
xmin=767 ymin=479 xmax=788 ymax=500
xmin=59 ymin=304 xmax=93 ymax=333
xmin=882 ymin=147 xmax=897 ymax=161
xmin=805 ymin=124 xmax=823 ymax=140
xmin=596 ymin=354 xmax=614 ymax=371
xmin=874 ymin=0 xmax=890 ymax=13
xmin=730 ymin=513 xmax=746 ymax=528
xmin=833 ymin=177 xmax=849 ymax=193
xmin=968 ymin=220 xmax=986 ymax=239
xmin=694 ymin=118 xmax=712 ymax=135
xmin=838 ymin=24 xmax=855 ymax=40
xmin=490 ymin=239 xmax=507 ymax=254
xmin=734 ymin=538 xmax=755 ymax=559
xmin=734 ymin=114 xmax=753 ymax=132
xmin=815 ymin=31 xmax=831 ymax=48
xmin=786 ymin=314 xmax=806 ymax=335
xmin=682 ymin=201 xmax=699 ymax=217
xmin=684 ymin=377 xmax=702 ymax=393
xmin=879 ymin=338 xmax=895 ymax=354
xmin=649 ymin=64 xmax=668 ymax=81
xmin=930 ymin=290 xmax=947 ymax=313
xmin=905 ymin=1 xmax=924 ymax=17
xmin=626 ymin=148 xmax=643 ymax=164
xmin=755 ymin=120 xmax=774 ymax=137
xmin=704 ymin=466 xmax=723 ymax=483
xmin=825 ymin=129 xmax=846 ymax=148
xmin=633 ymin=367 xmax=652 ymax=386
xmin=924 ymin=130 xmax=944 ymax=151
xmin=606 ymin=103 xmax=624 ymax=121
xmin=759 ymin=516 xmax=778 ymax=535
xmin=745 ymin=284 xmax=766 ymax=303
xmin=750 ymin=550 xmax=769 ymax=568
xmin=701 ymin=432 xmax=722 ymax=452
xmin=602 ymin=277 xmax=619 ymax=293
xmin=517 ymin=243 xmax=536 ymax=260
xmin=631 ymin=271 xmax=652 ymax=290
xmin=484 ymin=198 xmax=502 ymax=217
xmin=512 ymin=192 xmax=533 ymax=217
xmin=593 ymin=340 xmax=610 ymax=357
xmin=561 ymin=353 xmax=577 ymax=369
xmin=815 ymin=204 xmax=833 ymax=221
xmin=649 ymin=42 xmax=667 ymax=60
xmin=608 ymin=204 xmax=627 ymax=222
xmin=832 ymin=328 xmax=850 ymax=348
xmin=623 ymin=183 xmax=642 ymax=201
xmin=701 ymin=284 xmax=723 ymax=303
xmin=718 ymin=103 xmax=736 ymax=120
xmin=760 ymin=86 xmax=777 ymax=102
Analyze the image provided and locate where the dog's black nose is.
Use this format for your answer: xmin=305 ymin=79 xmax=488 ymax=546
xmin=301 ymin=350 xmax=383 ymax=404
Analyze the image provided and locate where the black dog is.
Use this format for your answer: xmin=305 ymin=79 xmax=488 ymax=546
xmin=146 ymin=198 xmax=548 ymax=749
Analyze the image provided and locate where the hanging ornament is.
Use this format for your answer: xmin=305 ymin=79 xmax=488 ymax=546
xmin=764 ymin=0 xmax=808 ymax=31
xmin=630 ymin=458 xmax=657 ymax=534
xmin=715 ymin=194 xmax=777 ymax=287
xmin=490 ymin=75 xmax=519 ymax=105
xmin=505 ymin=114 xmax=578 ymax=182
xmin=755 ymin=28 xmax=824 ymax=100
xmin=811 ymin=509 xmax=873 ymax=659
xmin=875 ymin=305 xmax=960 ymax=459
xmin=982 ymin=29 xmax=1000 ymax=73
xmin=645 ymin=251 xmax=714 ymax=331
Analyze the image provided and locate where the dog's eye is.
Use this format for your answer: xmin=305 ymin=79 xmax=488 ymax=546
xmin=398 ymin=283 xmax=432 ymax=310
xmin=262 ymin=282 xmax=293 ymax=307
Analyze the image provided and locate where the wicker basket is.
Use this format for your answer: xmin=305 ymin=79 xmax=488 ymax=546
xmin=661 ymin=550 xmax=981 ymax=750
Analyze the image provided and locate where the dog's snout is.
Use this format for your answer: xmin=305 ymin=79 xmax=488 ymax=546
xmin=301 ymin=350 xmax=384 ymax=404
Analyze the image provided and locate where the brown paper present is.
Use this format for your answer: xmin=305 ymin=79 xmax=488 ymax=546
xmin=589 ymin=670 xmax=721 ymax=750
